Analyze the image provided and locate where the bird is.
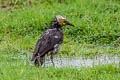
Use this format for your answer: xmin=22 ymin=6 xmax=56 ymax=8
xmin=31 ymin=15 xmax=74 ymax=66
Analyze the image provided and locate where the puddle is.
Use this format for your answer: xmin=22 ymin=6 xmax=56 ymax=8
xmin=21 ymin=52 xmax=120 ymax=68
xmin=1 ymin=51 xmax=119 ymax=68
xmin=44 ymin=54 xmax=120 ymax=68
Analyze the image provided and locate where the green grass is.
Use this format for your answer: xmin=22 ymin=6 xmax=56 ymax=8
xmin=1 ymin=65 xmax=120 ymax=80
xmin=0 ymin=52 xmax=120 ymax=80
xmin=0 ymin=0 xmax=120 ymax=56
xmin=1 ymin=34 xmax=120 ymax=57
xmin=0 ymin=0 xmax=120 ymax=44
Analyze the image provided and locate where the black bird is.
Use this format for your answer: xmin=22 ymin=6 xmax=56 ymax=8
xmin=31 ymin=16 xmax=74 ymax=66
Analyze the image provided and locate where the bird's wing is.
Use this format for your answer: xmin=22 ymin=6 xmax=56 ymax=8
xmin=32 ymin=28 xmax=63 ymax=60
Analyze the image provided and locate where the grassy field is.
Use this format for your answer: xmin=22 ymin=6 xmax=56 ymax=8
xmin=0 ymin=0 xmax=120 ymax=56
xmin=0 ymin=52 xmax=120 ymax=80
xmin=0 ymin=0 xmax=120 ymax=79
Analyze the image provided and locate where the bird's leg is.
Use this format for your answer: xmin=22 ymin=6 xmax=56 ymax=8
xmin=34 ymin=56 xmax=40 ymax=67
xmin=40 ymin=56 xmax=45 ymax=66
xmin=50 ymin=54 xmax=55 ymax=66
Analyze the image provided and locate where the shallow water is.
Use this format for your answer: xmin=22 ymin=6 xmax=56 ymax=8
xmin=27 ymin=51 xmax=120 ymax=68
xmin=44 ymin=54 xmax=120 ymax=68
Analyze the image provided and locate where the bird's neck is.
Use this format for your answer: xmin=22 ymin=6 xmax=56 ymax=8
xmin=49 ymin=19 xmax=62 ymax=29
xmin=49 ymin=25 xmax=61 ymax=29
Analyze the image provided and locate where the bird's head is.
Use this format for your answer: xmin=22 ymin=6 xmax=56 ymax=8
xmin=56 ymin=16 xmax=74 ymax=26
xmin=56 ymin=15 xmax=74 ymax=27
xmin=50 ymin=15 xmax=74 ymax=29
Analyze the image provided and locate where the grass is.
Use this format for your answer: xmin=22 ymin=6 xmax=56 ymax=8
xmin=0 ymin=0 xmax=120 ymax=79
xmin=1 ymin=65 xmax=120 ymax=80
xmin=0 ymin=0 xmax=120 ymax=44
xmin=0 ymin=52 xmax=120 ymax=80
xmin=0 ymin=0 xmax=120 ymax=56
xmin=1 ymin=34 xmax=120 ymax=57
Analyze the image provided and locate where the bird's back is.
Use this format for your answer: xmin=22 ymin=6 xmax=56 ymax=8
xmin=32 ymin=28 xmax=64 ymax=61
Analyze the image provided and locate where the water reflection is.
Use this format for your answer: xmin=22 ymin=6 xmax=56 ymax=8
xmin=45 ymin=54 xmax=120 ymax=68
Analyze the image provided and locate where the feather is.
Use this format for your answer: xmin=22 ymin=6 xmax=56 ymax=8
xmin=32 ymin=28 xmax=63 ymax=65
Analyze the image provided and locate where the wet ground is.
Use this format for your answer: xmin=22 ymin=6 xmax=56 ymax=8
xmin=26 ymin=51 xmax=120 ymax=68
xmin=44 ymin=54 xmax=120 ymax=68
